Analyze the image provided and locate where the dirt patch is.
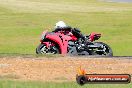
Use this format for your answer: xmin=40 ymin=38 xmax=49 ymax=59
xmin=0 ymin=56 xmax=131 ymax=82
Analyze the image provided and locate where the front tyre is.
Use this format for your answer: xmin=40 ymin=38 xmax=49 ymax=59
xmin=94 ymin=42 xmax=113 ymax=56
xmin=36 ymin=44 xmax=60 ymax=54
xmin=36 ymin=44 xmax=47 ymax=54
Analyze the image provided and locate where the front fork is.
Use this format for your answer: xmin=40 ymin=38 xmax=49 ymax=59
xmin=41 ymin=41 xmax=56 ymax=51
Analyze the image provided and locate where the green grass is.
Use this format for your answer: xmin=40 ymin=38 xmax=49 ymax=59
xmin=0 ymin=0 xmax=132 ymax=56
xmin=0 ymin=80 xmax=131 ymax=88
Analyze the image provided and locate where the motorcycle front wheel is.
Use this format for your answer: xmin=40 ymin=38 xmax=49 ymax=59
xmin=36 ymin=43 xmax=60 ymax=54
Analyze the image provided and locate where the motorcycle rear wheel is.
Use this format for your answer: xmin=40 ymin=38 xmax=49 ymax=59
xmin=94 ymin=42 xmax=113 ymax=56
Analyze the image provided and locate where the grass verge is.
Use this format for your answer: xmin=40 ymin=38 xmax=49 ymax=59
xmin=0 ymin=80 xmax=131 ymax=88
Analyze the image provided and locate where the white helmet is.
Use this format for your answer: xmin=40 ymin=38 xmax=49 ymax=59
xmin=55 ymin=21 xmax=67 ymax=29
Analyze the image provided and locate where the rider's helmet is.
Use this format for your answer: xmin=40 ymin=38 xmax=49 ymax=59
xmin=54 ymin=21 xmax=72 ymax=32
xmin=54 ymin=21 xmax=67 ymax=29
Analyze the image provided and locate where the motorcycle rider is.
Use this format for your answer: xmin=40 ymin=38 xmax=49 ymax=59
xmin=53 ymin=21 xmax=72 ymax=33
xmin=53 ymin=21 xmax=85 ymax=40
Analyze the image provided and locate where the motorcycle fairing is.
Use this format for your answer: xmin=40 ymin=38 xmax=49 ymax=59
xmin=44 ymin=33 xmax=74 ymax=54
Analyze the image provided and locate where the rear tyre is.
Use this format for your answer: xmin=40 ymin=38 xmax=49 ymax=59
xmin=94 ymin=42 xmax=113 ymax=56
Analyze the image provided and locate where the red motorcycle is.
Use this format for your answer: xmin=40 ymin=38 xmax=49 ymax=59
xmin=36 ymin=29 xmax=113 ymax=56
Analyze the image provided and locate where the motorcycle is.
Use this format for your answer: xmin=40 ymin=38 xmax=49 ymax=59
xmin=36 ymin=29 xmax=113 ymax=56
